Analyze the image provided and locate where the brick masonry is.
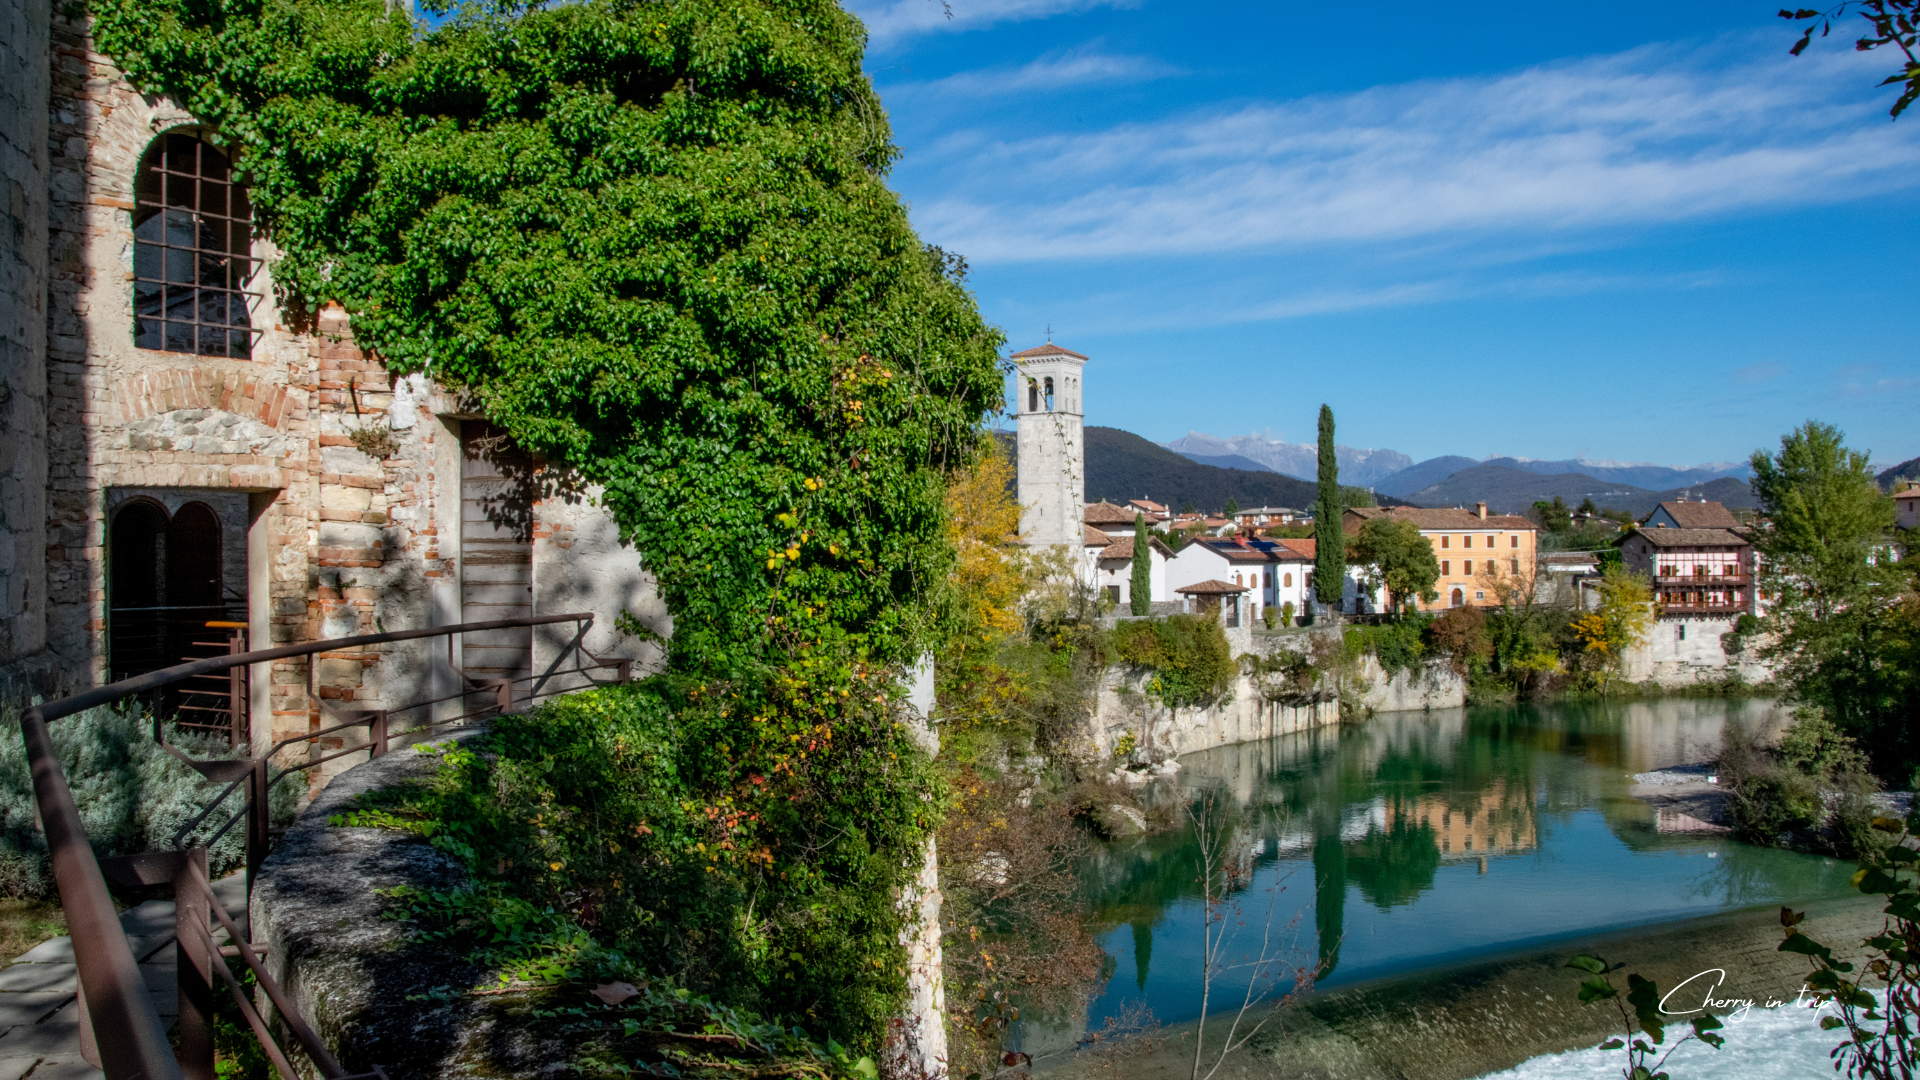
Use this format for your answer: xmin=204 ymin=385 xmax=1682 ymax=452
xmin=3 ymin=5 xmax=670 ymax=785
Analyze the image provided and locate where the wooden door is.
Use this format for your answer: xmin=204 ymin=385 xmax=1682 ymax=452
xmin=461 ymin=422 xmax=534 ymax=692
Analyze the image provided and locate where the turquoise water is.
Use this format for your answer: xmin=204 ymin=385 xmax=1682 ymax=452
xmin=1060 ymin=699 xmax=1857 ymax=1039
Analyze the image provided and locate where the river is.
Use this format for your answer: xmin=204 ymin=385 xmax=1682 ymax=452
xmin=1038 ymin=697 xmax=1858 ymax=1052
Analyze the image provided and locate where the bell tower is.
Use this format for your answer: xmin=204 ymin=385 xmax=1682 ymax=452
xmin=1011 ymin=341 xmax=1087 ymax=550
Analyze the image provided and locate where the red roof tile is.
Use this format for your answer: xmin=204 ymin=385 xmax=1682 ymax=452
xmin=1009 ymin=343 xmax=1090 ymax=361
xmin=1176 ymin=579 xmax=1250 ymax=594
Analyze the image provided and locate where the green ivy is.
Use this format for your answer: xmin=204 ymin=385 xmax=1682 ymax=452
xmin=1109 ymin=615 xmax=1235 ymax=710
xmin=92 ymin=0 xmax=1004 ymax=1052
xmin=95 ymin=0 xmax=1003 ymax=680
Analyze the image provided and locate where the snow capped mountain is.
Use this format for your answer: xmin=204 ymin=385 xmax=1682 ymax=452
xmin=1162 ymin=432 xmax=1414 ymax=486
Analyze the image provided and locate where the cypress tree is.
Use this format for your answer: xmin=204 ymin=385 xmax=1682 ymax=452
xmin=1130 ymin=512 xmax=1152 ymax=615
xmin=1313 ymin=404 xmax=1346 ymax=614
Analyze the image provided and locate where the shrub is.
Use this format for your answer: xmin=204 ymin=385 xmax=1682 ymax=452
xmin=345 ymin=680 xmax=939 ymax=1052
xmin=1725 ymin=764 xmax=1823 ymax=842
xmin=1344 ymin=617 xmax=1429 ymax=678
xmin=1719 ymin=709 xmax=1886 ymax=855
xmin=0 ymin=704 xmax=293 ymax=896
xmin=1108 ymin=615 xmax=1236 ymax=710
xmin=1428 ymin=607 xmax=1491 ymax=675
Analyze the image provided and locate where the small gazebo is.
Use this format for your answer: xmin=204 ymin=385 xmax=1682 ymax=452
xmin=1176 ymin=579 xmax=1249 ymax=626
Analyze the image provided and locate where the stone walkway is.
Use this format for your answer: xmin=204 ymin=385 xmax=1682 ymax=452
xmin=0 ymin=875 xmax=247 ymax=1080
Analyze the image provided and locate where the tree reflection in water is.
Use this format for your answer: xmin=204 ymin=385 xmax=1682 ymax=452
xmin=1072 ymin=698 xmax=1856 ymax=1033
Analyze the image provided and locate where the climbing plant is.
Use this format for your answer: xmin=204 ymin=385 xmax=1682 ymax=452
xmin=92 ymin=0 xmax=1005 ymax=1052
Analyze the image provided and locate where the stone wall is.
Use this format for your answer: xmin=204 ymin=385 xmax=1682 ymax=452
xmin=1356 ymin=655 xmax=1466 ymax=713
xmin=1089 ymin=625 xmax=1344 ymax=759
xmin=1623 ymin=614 xmax=1774 ymax=687
xmin=4 ymin=9 xmax=668 ymax=793
xmin=0 ymin=0 xmax=50 ymax=691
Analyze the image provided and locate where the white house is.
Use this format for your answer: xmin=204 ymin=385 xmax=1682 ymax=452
xmin=1090 ymin=531 xmax=1176 ymax=608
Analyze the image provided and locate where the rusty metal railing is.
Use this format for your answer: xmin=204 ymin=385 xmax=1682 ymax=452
xmin=16 ymin=612 xmax=631 ymax=1080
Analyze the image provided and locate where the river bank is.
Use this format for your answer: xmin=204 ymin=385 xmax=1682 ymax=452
xmin=1035 ymin=892 xmax=1887 ymax=1080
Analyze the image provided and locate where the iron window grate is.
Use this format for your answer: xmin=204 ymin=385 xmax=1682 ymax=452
xmin=133 ymin=134 xmax=261 ymax=359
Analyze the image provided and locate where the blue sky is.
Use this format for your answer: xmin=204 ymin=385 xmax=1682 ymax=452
xmin=846 ymin=0 xmax=1920 ymax=469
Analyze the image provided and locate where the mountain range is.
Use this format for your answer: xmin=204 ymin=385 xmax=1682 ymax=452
xmin=1162 ymin=433 xmax=1414 ymax=487
xmin=1162 ymin=431 xmax=1752 ymax=498
xmin=1406 ymin=468 xmax=1758 ymax=518
xmin=998 ymin=427 xmax=1412 ymax=516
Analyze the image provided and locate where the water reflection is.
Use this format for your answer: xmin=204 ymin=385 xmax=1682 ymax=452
xmin=1067 ymin=699 xmax=1856 ymax=1036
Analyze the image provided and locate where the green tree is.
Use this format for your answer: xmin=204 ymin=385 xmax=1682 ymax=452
xmin=1782 ymin=2 xmax=1920 ymax=117
xmin=1340 ymin=486 xmax=1377 ymax=509
xmin=1751 ymin=422 xmax=1914 ymax=770
xmin=1223 ymin=495 xmax=1240 ymax=517
xmin=1351 ymin=517 xmax=1440 ymax=617
xmin=1531 ymin=496 xmax=1571 ymax=532
xmin=1130 ymin=512 xmax=1152 ymax=616
xmin=1313 ymin=405 xmax=1346 ymax=614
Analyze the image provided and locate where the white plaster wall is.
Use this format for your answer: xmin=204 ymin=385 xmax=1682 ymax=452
xmin=1621 ymin=616 xmax=1775 ymax=686
xmin=530 ymin=489 xmax=670 ymax=681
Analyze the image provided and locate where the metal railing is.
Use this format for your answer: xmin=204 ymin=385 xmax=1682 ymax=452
xmin=16 ymin=612 xmax=631 ymax=1080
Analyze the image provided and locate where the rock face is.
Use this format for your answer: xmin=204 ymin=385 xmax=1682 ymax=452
xmin=253 ymin=724 xmax=579 ymax=1078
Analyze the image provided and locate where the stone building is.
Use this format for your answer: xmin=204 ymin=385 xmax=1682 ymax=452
xmin=1011 ymin=341 xmax=1087 ymax=552
xmin=0 ymin=3 xmax=666 ymax=763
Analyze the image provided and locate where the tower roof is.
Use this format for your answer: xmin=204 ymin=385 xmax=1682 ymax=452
xmin=1009 ymin=343 xmax=1089 ymax=361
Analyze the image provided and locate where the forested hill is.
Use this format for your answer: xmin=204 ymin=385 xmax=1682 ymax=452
xmin=999 ymin=426 xmax=1404 ymax=513
xmin=1881 ymin=456 xmax=1920 ymax=490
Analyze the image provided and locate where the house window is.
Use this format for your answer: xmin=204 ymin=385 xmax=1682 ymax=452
xmin=1106 ymin=585 xmax=1120 ymax=604
xmin=1283 ymin=573 xmax=1292 ymax=587
xmin=1441 ymin=560 xmax=1450 ymax=576
xmin=1263 ymin=571 xmax=1271 ymax=587
xmin=1510 ymin=558 xmax=1519 ymax=573
xmin=1510 ymin=535 xmax=1518 ymax=548
xmin=1463 ymin=560 xmax=1474 ymax=575
xmin=1677 ymin=624 xmax=1686 ymax=641
xmin=1441 ymin=535 xmax=1450 ymax=549
xmin=134 ymin=132 xmax=257 ymax=357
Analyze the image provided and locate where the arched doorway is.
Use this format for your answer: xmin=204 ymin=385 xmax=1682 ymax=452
xmin=108 ymin=498 xmax=243 ymax=734
xmin=1450 ymin=588 xmax=1464 ymax=608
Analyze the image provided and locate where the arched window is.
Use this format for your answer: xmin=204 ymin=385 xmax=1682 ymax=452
xmin=134 ymin=133 xmax=256 ymax=357
xmin=1044 ymin=377 xmax=1055 ymax=411
xmin=1283 ymin=572 xmax=1292 ymax=587
xmin=1027 ymin=379 xmax=1038 ymax=412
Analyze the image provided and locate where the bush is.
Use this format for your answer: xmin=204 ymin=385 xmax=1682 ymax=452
xmin=1726 ymin=764 xmax=1823 ymax=841
xmin=1108 ymin=615 xmax=1236 ymax=710
xmin=1344 ymin=617 xmax=1429 ymax=678
xmin=0 ymin=704 xmax=292 ymax=896
xmin=1719 ymin=709 xmax=1885 ymax=855
xmin=345 ymin=680 xmax=940 ymax=1053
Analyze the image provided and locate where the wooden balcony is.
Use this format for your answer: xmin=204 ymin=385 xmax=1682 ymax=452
xmin=1655 ymin=573 xmax=1751 ymax=586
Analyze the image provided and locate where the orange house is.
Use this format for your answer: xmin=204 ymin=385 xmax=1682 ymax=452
xmin=1344 ymin=503 xmax=1539 ymax=610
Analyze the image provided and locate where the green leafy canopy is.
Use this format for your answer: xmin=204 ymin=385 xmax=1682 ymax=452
xmin=95 ymin=0 xmax=1008 ymax=680
xmin=92 ymin=0 xmax=1008 ymax=1050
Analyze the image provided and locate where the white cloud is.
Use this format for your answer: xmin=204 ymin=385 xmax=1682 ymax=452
xmin=905 ymin=37 xmax=1920 ymax=262
xmin=848 ymin=0 xmax=1134 ymax=48
xmin=891 ymin=45 xmax=1178 ymax=98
